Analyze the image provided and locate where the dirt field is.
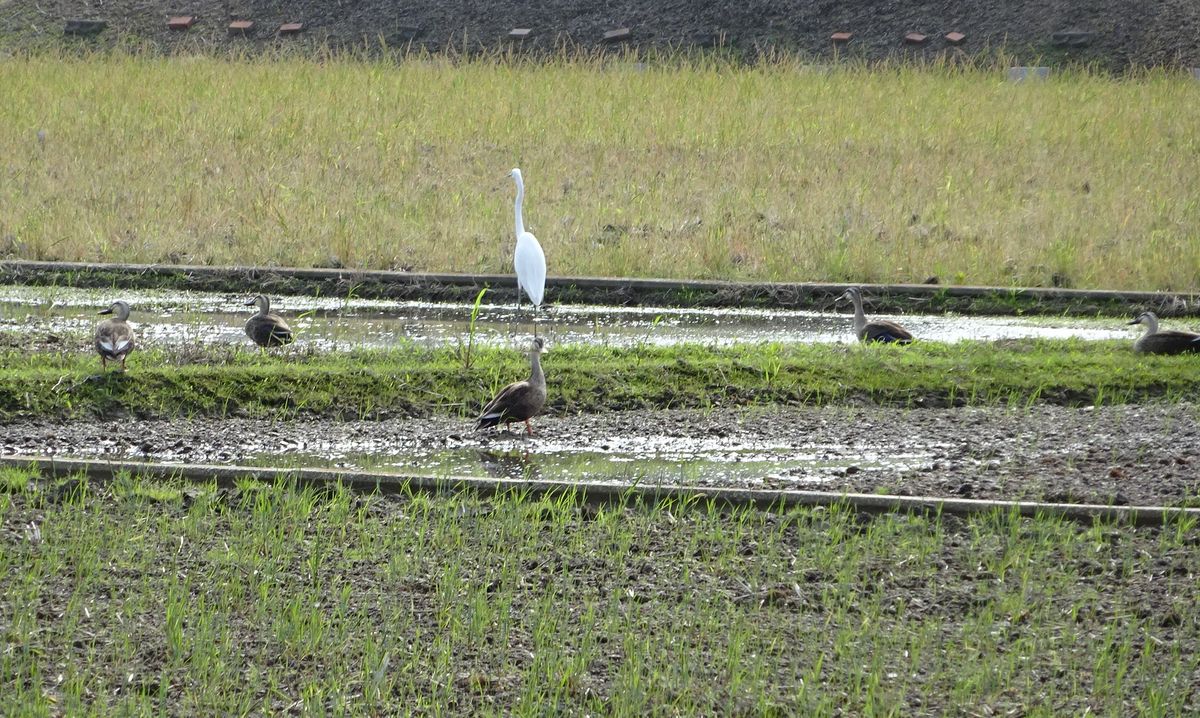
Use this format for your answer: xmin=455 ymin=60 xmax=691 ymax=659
xmin=3 ymin=0 xmax=1199 ymax=66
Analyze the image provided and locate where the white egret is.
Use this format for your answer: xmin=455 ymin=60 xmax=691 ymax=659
xmin=509 ymin=168 xmax=546 ymax=330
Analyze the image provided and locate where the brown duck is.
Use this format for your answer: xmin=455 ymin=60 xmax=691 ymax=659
xmin=476 ymin=337 xmax=547 ymax=435
xmin=1127 ymin=312 xmax=1200 ymax=355
xmin=95 ymin=300 xmax=136 ymax=371
xmin=837 ymin=287 xmax=914 ymax=344
xmin=244 ymin=295 xmax=295 ymax=348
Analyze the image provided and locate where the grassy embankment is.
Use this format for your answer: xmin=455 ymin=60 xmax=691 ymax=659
xmin=1 ymin=339 xmax=1198 ymax=420
xmin=1 ymin=52 xmax=1198 ymax=291
xmin=1 ymin=467 xmax=1197 ymax=714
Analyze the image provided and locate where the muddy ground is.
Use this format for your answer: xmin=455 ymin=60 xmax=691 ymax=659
xmin=3 ymin=0 xmax=1198 ymax=67
xmin=5 ymin=403 xmax=1198 ymax=506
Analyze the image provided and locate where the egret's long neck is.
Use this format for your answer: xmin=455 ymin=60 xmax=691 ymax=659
xmin=851 ymin=295 xmax=866 ymax=332
xmin=513 ymin=176 xmax=526 ymax=238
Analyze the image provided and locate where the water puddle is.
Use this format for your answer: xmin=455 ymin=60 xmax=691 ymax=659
xmin=239 ymin=440 xmax=935 ymax=488
xmin=5 ymin=422 xmax=948 ymax=489
xmin=0 ymin=284 xmax=1133 ymax=350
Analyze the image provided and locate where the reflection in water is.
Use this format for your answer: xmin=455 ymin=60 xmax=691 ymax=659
xmin=475 ymin=449 xmax=542 ymax=481
xmin=197 ymin=442 xmax=935 ymax=488
xmin=0 ymin=283 xmax=1133 ymax=351
xmin=4 ymin=418 xmax=951 ymax=488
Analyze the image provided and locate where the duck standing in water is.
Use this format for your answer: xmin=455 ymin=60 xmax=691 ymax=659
xmin=244 ymin=295 xmax=295 ymax=349
xmin=95 ymin=300 xmax=136 ymax=371
xmin=476 ymin=337 xmax=547 ymax=436
xmin=837 ymin=287 xmax=914 ymax=344
xmin=1127 ymin=312 xmax=1200 ymax=355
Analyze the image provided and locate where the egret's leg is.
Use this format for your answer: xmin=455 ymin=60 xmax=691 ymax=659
xmin=514 ymin=289 xmax=523 ymax=337
xmin=524 ymin=419 xmax=534 ymax=436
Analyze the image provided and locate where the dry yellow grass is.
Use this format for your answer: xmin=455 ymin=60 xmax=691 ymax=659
xmin=1 ymin=52 xmax=1198 ymax=290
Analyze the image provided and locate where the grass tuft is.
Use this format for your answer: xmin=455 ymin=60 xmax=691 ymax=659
xmin=0 ymin=339 xmax=1198 ymax=419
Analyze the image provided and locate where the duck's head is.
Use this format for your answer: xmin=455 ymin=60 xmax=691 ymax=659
xmin=245 ymin=294 xmax=269 ymax=312
xmin=98 ymin=300 xmax=131 ymax=320
xmin=1127 ymin=311 xmax=1156 ymax=326
xmin=836 ymin=287 xmax=861 ymax=305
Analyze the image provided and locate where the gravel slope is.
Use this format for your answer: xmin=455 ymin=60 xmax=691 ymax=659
xmin=2 ymin=0 xmax=1197 ymax=67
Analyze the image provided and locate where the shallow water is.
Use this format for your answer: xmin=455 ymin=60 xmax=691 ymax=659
xmin=0 ymin=410 xmax=952 ymax=490
xmin=240 ymin=435 xmax=943 ymax=488
xmin=0 ymin=284 xmax=1133 ymax=350
xmin=5 ymin=426 xmax=941 ymax=489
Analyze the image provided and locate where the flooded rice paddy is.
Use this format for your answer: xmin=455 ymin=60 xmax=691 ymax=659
xmin=5 ymin=285 xmax=1189 ymax=504
xmin=0 ymin=284 xmax=1132 ymax=351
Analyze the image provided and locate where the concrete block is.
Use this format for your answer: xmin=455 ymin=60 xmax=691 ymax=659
xmin=391 ymin=25 xmax=423 ymax=42
xmin=1052 ymin=30 xmax=1093 ymax=47
xmin=903 ymin=32 xmax=928 ymax=45
xmin=64 ymin=19 xmax=107 ymax=36
xmin=603 ymin=27 xmax=631 ymax=43
xmin=830 ymin=32 xmax=852 ymax=44
xmin=167 ymin=16 xmax=196 ymax=31
xmin=279 ymin=22 xmax=304 ymax=35
xmin=944 ymin=31 xmax=966 ymax=45
xmin=508 ymin=28 xmax=532 ymax=40
xmin=228 ymin=20 xmax=254 ymax=36
xmin=1007 ymin=66 xmax=1050 ymax=82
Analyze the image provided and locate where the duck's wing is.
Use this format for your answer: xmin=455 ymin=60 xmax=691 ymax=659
xmin=863 ymin=320 xmax=914 ymax=344
xmin=263 ymin=314 xmax=294 ymax=346
xmin=247 ymin=315 xmax=295 ymax=347
xmin=476 ymin=380 xmax=533 ymax=429
xmin=96 ymin=321 xmax=135 ymax=358
xmin=1138 ymin=331 xmax=1200 ymax=355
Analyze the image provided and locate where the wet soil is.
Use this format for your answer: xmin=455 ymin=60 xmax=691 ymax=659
xmin=6 ymin=403 xmax=1198 ymax=506
xmin=2 ymin=0 xmax=1198 ymax=68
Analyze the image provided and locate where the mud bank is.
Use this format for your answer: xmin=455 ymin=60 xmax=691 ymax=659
xmin=3 ymin=260 xmax=1195 ymax=318
xmin=4 ymin=404 xmax=1197 ymax=506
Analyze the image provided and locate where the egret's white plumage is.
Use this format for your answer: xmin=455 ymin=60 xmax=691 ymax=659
xmin=510 ymin=168 xmax=546 ymax=310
